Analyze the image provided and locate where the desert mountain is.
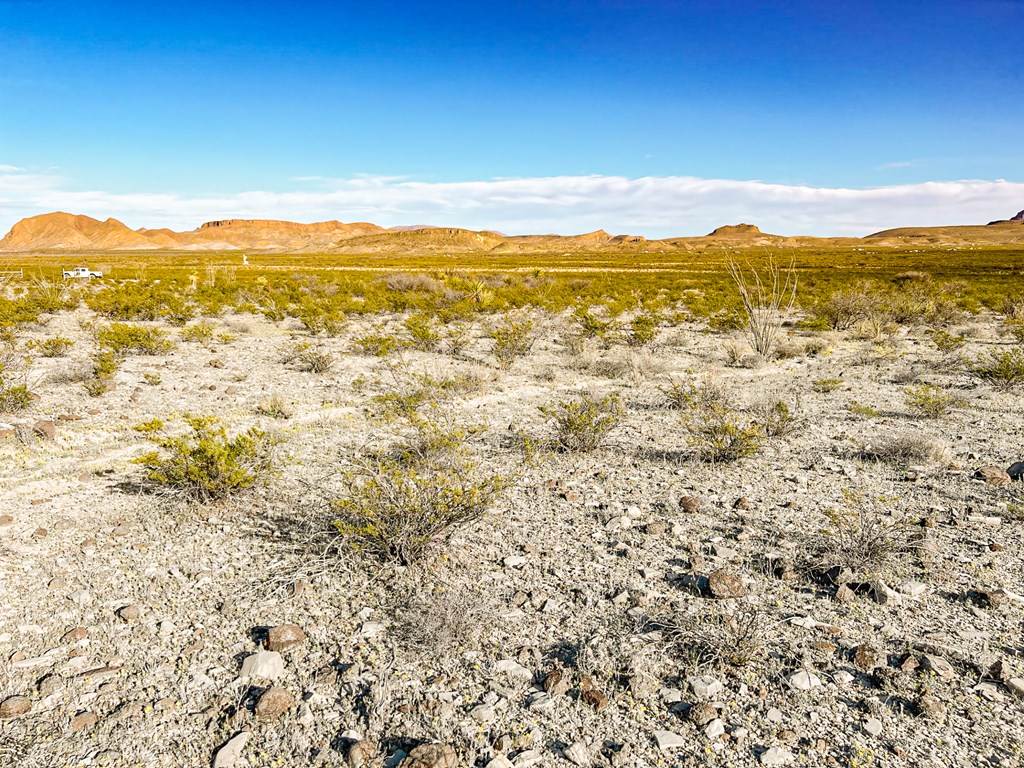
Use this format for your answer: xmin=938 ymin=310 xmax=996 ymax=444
xmin=3 ymin=210 xmax=1024 ymax=253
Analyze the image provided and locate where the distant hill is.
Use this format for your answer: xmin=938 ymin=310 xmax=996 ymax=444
xmin=4 ymin=210 xmax=1024 ymax=253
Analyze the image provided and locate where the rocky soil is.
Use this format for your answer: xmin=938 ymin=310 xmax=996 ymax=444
xmin=1 ymin=308 xmax=1023 ymax=767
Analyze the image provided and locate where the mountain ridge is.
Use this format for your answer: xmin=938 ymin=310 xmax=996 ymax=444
xmin=2 ymin=210 xmax=1024 ymax=253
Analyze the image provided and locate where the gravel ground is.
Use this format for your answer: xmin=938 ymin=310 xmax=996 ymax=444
xmin=1 ymin=308 xmax=1022 ymax=768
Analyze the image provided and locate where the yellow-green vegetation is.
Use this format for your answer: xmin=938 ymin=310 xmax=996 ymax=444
xmin=685 ymin=403 xmax=765 ymax=462
xmin=97 ymin=323 xmax=174 ymax=356
xmin=403 ymin=313 xmax=442 ymax=351
xmin=847 ymin=400 xmax=880 ymax=417
xmin=0 ymin=363 xmax=32 ymax=412
xmin=179 ymin=320 xmax=215 ymax=343
xmin=904 ymin=383 xmax=960 ymax=418
xmin=541 ymin=391 xmax=623 ymax=452
xmin=813 ymin=377 xmax=845 ymax=393
xmin=968 ymin=347 xmax=1024 ymax=390
xmin=815 ymin=490 xmax=911 ymax=579
xmin=625 ymin=311 xmax=659 ymax=347
xmin=296 ymin=344 xmax=334 ymax=373
xmin=255 ymin=394 xmax=293 ymax=419
xmin=488 ymin=312 xmax=536 ymax=369
xmin=28 ymin=336 xmax=74 ymax=357
xmin=132 ymin=415 xmax=276 ymax=502
xmin=930 ymin=329 xmax=966 ymax=353
xmin=660 ymin=378 xmax=729 ymax=411
xmin=333 ymin=427 xmax=506 ymax=564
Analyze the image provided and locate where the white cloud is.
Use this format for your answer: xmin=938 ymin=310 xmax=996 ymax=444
xmin=1 ymin=167 xmax=1022 ymax=238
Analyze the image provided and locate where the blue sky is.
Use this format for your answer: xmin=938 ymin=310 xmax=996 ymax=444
xmin=1 ymin=0 xmax=1023 ymax=236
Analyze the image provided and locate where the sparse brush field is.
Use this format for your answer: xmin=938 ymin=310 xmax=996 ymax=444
xmin=1 ymin=248 xmax=1023 ymax=768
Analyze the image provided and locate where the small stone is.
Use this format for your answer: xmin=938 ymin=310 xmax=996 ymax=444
xmin=581 ymin=686 xmax=609 ymax=711
xmin=863 ymin=717 xmax=883 ymax=737
xmin=1007 ymin=461 xmax=1024 ymax=481
xmin=853 ymin=644 xmax=884 ymax=671
xmin=266 ymin=624 xmax=306 ymax=652
xmin=213 ymin=731 xmax=250 ymax=768
xmin=255 ymin=686 xmax=294 ymax=721
xmin=760 ymin=747 xmax=795 ymax=766
xmin=679 ymin=496 xmax=702 ymax=514
xmin=61 ymin=627 xmax=87 ymax=644
xmin=688 ymin=702 xmax=718 ymax=727
xmin=1004 ymin=678 xmax=1024 ymax=699
xmin=688 ymin=675 xmax=724 ymax=699
xmin=0 ymin=514 xmax=12 ymax=526
xmin=0 ymin=695 xmax=31 ymax=718
xmin=766 ymin=707 xmax=784 ymax=723
xmin=347 ymin=739 xmax=378 ymax=768
xmin=899 ymin=581 xmax=928 ymax=597
xmin=870 ymin=579 xmax=903 ymax=605
xmin=703 ymin=718 xmax=726 ymax=739
xmin=485 ymin=757 xmax=515 ymax=768
xmin=653 ymin=730 xmax=686 ymax=750
xmin=71 ymin=711 xmax=99 ymax=731
xmin=644 ymin=521 xmax=669 ymax=536
xmin=835 ymin=584 xmax=856 ymax=603
xmin=403 ymin=743 xmax=458 ymax=768
xmin=975 ymin=466 xmax=1012 ymax=486
xmin=68 ymin=589 xmax=91 ymax=607
xmin=787 ymin=669 xmax=821 ymax=690
xmin=494 ymin=658 xmax=533 ymax=681
xmin=563 ymin=741 xmax=590 ymax=767
xmin=707 ymin=569 xmax=747 ymax=598
xmin=470 ymin=703 xmax=496 ymax=722
xmin=733 ymin=496 xmax=751 ymax=510
xmin=240 ymin=650 xmax=284 ymax=680
xmin=919 ymin=654 xmax=956 ymax=678
xmin=117 ymin=604 xmax=140 ymax=622
xmin=543 ymin=668 xmax=570 ymax=696
xmin=915 ymin=693 xmax=946 ymax=719
xmin=33 ymin=420 xmax=56 ymax=440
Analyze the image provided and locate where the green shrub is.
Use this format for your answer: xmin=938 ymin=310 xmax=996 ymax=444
xmin=132 ymin=415 xmax=276 ymax=502
xmin=931 ymin=329 xmax=966 ymax=353
xmin=813 ymin=378 xmax=845 ymax=393
xmin=847 ymin=400 xmax=880 ymax=417
xmin=404 ymin=313 xmax=442 ymax=351
xmin=0 ymin=362 xmax=32 ymax=412
xmin=904 ymin=383 xmax=959 ymax=418
xmin=809 ymin=286 xmax=880 ymax=330
xmin=626 ymin=312 xmax=658 ymax=347
xmin=661 ymin=379 xmax=730 ymax=411
xmin=98 ymin=323 xmax=173 ymax=356
xmin=354 ymin=333 xmax=404 ymax=357
xmin=179 ymin=321 xmax=215 ymax=343
xmin=541 ymin=391 xmax=623 ymax=452
xmin=333 ymin=455 xmax=507 ymax=564
xmin=30 ymin=336 xmax=74 ymax=357
xmin=686 ymin=404 xmax=764 ymax=462
xmin=754 ymin=397 xmax=804 ymax=438
xmin=488 ymin=313 xmax=536 ymax=369
xmin=968 ymin=348 xmax=1024 ymax=390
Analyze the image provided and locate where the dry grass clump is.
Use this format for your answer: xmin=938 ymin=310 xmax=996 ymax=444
xmin=256 ymin=394 xmax=294 ymax=419
xmin=661 ymin=607 xmax=767 ymax=670
xmin=296 ymin=344 xmax=335 ymax=373
xmin=661 ymin=378 xmax=729 ymax=411
xmin=132 ymin=416 xmax=277 ymax=502
xmin=809 ymin=285 xmax=881 ymax=330
xmin=809 ymin=490 xmax=914 ymax=580
xmin=393 ymin=581 xmax=488 ymax=661
xmin=859 ymin=434 xmax=950 ymax=465
xmin=750 ymin=395 xmax=805 ymax=438
xmin=813 ymin=377 xmax=845 ymax=393
xmin=541 ymin=391 xmax=623 ymax=452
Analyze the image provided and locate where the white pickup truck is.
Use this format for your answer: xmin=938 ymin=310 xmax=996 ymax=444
xmin=62 ymin=267 xmax=103 ymax=279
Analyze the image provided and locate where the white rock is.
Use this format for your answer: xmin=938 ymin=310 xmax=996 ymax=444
xmin=470 ymin=704 xmax=496 ymax=722
xmin=1006 ymin=678 xmax=1024 ymax=699
xmin=514 ymin=749 xmax=544 ymax=767
xmin=486 ymin=757 xmax=515 ymax=768
xmin=920 ymin=654 xmax=956 ymax=678
xmin=899 ymin=581 xmax=928 ymax=597
xmin=653 ymin=730 xmax=686 ymax=750
xmin=296 ymin=702 xmax=314 ymax=727
xmin=68 ymin=590 xmax=92 ymax=607
xmin=704 ymin=719 xmax=726 ymax=739
xmin=871 ymin=580 xmax=903 ymax=605
xmin=239 ymin=650 xmax=284 ymax=681
xmin=493 ymin=659 xmax=533 ymax=681
xmin=766 ymin=707 xmax=784 ymax=723
xmin=502 ymin=556 xmax=527 ymax=568
xmin=359 ymin=622 xmax=386 ymax=637
xmin=760 ymin=746 xmax=795 ymax=766
xmin=787 ymin=669 xmax=821 ymax=690
xmin=563 ymin=741 xmax=590 ymax=766
xmin=213 ymin=731 xmax=249 ymax=768
xmin=832 ymin=671 xmax=855 ymax=685
xmin=863 ymin=717 xmax=883 ymax=737
xmin=688 ymin=675 xmax=724 ymax=699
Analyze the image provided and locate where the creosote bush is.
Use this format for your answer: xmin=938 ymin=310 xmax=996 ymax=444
xmin=0 ymin=364 xmax=32 ymax=412
xmin=488 ymin=313 xmax=536 ymax=369
xmin=904 ymin=383 xmax=960 ymax=418
xmin=541 ymin=391 xmax=623 ymax=452
xmin=811 ymin=490 xmax=912 ymax=580
xmin=29 ymin=336 xmax=74 ymax=357
xmin=686 ymin=403 xmax=764 ymax=463
xmin=968 ymin=347 xmax=1024 ymax=390
xmin=132 ymin=415 xmax=276 ymax=502
xmin=333 ymin=455 xmax=507 ymax=565
xmin=98 ymin=323 xmax=174 ymax=356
